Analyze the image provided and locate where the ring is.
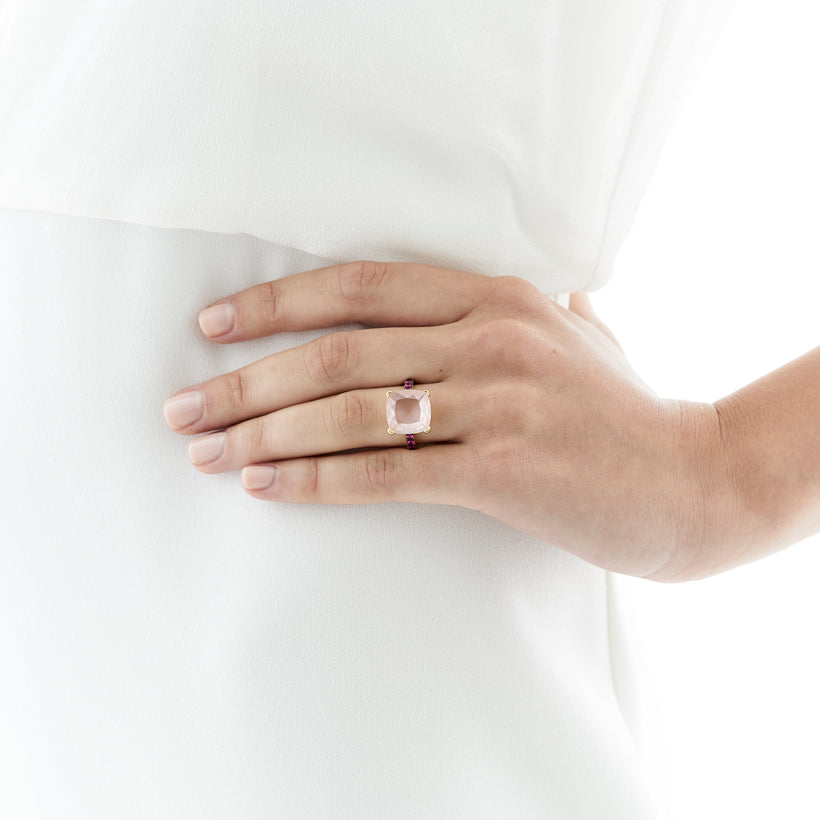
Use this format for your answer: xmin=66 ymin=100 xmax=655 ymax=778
xmin=386 ymin=379 xmax=431 ymax=450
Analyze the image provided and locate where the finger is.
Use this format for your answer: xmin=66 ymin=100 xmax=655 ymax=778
xmin=239 ymin=444 xmax=470 ymax=506
xmin=187 ymin=386 xmax=460 ymax=473
xmin=196 ymin=260 xmax=493 ymax=343
xmin=164 ymin=326 xmax=450 ymax=434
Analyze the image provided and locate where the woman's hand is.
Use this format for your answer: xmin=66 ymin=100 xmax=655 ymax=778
xmin=163 ymin=261 xmax=724 ymax=580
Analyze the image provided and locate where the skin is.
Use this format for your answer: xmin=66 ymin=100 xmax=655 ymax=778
xmin=163 ymin=260 xmax=820 ymax=582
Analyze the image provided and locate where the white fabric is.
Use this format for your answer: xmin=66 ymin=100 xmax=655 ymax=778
xmin=0 ymin=0 xmax=730 ymax=291
xmin=0 ymin=1 xmax=731 ymax=817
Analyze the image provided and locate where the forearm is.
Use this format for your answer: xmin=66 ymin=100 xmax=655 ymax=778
xmin=662 ymin=347 xmax=820 ymax=581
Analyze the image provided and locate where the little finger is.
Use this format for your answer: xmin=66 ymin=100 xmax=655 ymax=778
xmin=240 ymin=444 xmax=471 ymax=506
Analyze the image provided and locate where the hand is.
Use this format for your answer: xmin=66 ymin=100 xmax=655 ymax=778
xmin=163 ymin=261 xmax=721 ymax=580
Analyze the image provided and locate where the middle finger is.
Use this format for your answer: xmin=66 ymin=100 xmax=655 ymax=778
xmin=164 ymin=325 xmax=452 ymax=435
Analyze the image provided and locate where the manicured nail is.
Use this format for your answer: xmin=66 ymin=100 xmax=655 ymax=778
xmin=198 ymin=303 xmax=236 ymax=337
xmin=188 ymin=433 xmax=226 ymax=465
xmin=242 ymin=465 xmax=277 ymax=491
xmin=164 ymin=391 xmax=205 ymax=430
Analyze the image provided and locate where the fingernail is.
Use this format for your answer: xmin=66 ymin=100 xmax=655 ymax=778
xmin=188 ymin=433 xmax=226 ymax=465
xmin=198 ymin=303 xmax=236 ymax=337
xmin=242 ymin=465 xmax=277 ymax=491
xmin=164 ymin=391 xmax=205 ymax=430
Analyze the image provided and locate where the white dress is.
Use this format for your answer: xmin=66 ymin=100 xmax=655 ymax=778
xmin=0 ymin=2 xmax=731 ymax=817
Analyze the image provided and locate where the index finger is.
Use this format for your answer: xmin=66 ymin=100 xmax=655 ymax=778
xmin=196 ymin=260 xmax=492 ymax=343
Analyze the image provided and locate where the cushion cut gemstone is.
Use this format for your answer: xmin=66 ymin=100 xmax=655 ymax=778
xmin=386 ymin=388 xmax=431 ymax=435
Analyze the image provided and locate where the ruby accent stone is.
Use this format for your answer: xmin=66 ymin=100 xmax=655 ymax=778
xmin=386 ymin=388 xmax=431 ymax=435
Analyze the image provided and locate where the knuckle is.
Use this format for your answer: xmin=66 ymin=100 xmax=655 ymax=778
xmin=337 ymin=260 xmax=390 ymax=304
xmin=469 ymin=317 xmax=538 ymax=368
xmin=257 ymin=279 xmax=281 ymax=327
xmin=244 ymin=416 xmax=270 ymax=458
xmin=325 ymin=391 xmax=368 ymax=438
xmin=303 ymin=457 xmax=321 ymax=497
xmin=286 ymin=457 xmax=321 ymax=499
xmin=361 ymin=449 xmax=398 ymax=495
xmin=305 ymin=332 xmax=355 ymax=386
xmin=486 ymin=275 xmax=551 ymax=315
xmin=459 ymin=315 xmax=552 ymax=383
xmin=223 ymin=368 xmax=253 ymax=410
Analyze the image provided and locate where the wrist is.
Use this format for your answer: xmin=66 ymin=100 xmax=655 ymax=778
xmin=650 ymin=347 xmax=820 ymax=582
xmin=643 ymin=399 xmax=738 ymax=582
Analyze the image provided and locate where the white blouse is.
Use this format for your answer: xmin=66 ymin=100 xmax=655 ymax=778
xmin=0 ymin=0 xmax=731 ymax=291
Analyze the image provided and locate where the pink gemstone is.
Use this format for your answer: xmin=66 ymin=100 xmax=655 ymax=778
xmin=386 ymin=389 xmax=431 ymax=435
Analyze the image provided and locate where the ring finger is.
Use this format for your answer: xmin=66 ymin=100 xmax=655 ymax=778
xmin=186 ymin=384 xmax=461 ymax=473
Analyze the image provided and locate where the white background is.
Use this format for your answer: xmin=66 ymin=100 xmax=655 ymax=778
xmin=595 ymin=2 xmax=820 ymax=818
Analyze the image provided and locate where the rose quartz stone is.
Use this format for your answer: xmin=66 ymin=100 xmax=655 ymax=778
xmin=386 ymin=388 xmax=431 ymax=435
